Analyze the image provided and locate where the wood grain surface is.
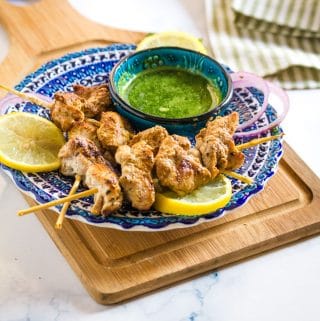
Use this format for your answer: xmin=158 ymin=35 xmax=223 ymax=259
xmin=1 ymin=0 xmax=320 ymax=305
xmin=0 ymin=0 xmax=144 ymax=87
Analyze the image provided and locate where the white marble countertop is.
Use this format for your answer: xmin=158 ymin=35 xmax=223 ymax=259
xmin=1 ymin=1 xmax=320 ymax=320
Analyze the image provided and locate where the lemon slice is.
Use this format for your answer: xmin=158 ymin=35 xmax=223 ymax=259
xmin=0 ymin=112 xmax=65 ymax=172
xmin=154 ymin=175 xmax=232 ymax=216
xmin=136 ymin=31 xmax=207 ymax=54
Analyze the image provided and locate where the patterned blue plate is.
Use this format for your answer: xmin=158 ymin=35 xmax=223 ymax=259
xmin=0 ymin=44 xmax=283 ymax=231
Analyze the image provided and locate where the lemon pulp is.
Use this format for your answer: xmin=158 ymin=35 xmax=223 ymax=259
xmin=136 ymin=31 xmax=207 ymax=54
xmin=0 ymin=112 xmax=65 ymax=172
xmin=154 ymin=175 xmax=232 ymax=215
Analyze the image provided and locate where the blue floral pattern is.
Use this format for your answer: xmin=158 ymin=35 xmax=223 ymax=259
xmin=0 ymin=44 xmax=283 ymax=231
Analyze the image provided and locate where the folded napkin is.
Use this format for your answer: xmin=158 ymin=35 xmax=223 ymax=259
xmin=233 ymin=0 xmax=320 ymax=38
xmin=205 ymin=0 xmax=320 ymax=89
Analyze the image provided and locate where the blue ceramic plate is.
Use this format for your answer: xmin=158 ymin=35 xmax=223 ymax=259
xmin=0 ymin=44 xmax=283 ymax=231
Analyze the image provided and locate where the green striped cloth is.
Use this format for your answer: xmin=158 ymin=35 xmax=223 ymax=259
xmin=233 ymin=0 xmax=320 ymax=38
xmin=205 ymin=0 xmax=320 ymax=89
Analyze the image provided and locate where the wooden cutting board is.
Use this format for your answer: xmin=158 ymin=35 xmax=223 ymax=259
xmin=1 ymin=0 xmax=320 ymax=304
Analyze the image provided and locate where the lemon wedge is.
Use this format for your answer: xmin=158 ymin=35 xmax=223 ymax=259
xmin=136 ymin=31 xmax=207 ymax=54
xmin=154 ymin=175 xmax=232 ymax=215
xmin=0 ymin=112 xmax=65 ymax=172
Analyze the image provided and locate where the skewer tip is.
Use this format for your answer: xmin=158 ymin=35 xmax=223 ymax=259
xmin=17 ymin=210 xmax=29 ymax=216
xmin=55 ymin=222 xmax=62 ymax=230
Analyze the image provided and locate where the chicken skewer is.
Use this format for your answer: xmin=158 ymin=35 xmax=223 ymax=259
xmin=22 ymin=132 xmax=123 ymax=219
xmin=58 ymin=112 xmax=133 ymax=222
xmin=195 ymin=112 xmax=283 ymax=185
xmin=55 ymin=111 xmax=133 ymax=223
xmin=196 ymin=112 xmax=244 ymax=178
xmin=55 ymin=132 xmax=108 ymax=225
xmin=53 ymin=119 xmax=102 ymax=228
xmin=19 ymin=136 xmax=124 ymax=216
xmin=51 ymin=111 xmax=132 ymax=222
xmin=28 ymin=135 xmax=136 ymax=220
xmin=18 ymin=130 xmax=281 ymax=215
xmin=154 ymin=112 xmax=265 ymax=196
xmin=58 ymin=136 xmax=123 ymax=215
xmin=0 ymin=83 xmax=112 ymax=131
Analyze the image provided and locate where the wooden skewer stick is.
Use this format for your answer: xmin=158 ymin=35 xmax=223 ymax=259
xmin=220 ymin=170 xmax=253 ymax=184
xmin=55 ymin=175 xmax=82 ymax=230
xmin=236 ymin=134 xmax=284 ymax=151
xmin=0 ymin=84 xmax=52 ymax=109
xmin=18 ymin=187 xmax=98 ymax=216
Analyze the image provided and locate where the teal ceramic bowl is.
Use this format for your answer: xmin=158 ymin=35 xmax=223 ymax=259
xmin=109 ymin=47 xmax=233 ymax=136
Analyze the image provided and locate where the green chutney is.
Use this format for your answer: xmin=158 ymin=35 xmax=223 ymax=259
xmin=121 ymin=68 xmax=222 ymax=118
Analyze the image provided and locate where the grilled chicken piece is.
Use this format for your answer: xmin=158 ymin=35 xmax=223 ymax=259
xmin=129 ymin=125 xmax=169 ymax=154
xmin=68 ymin=119 xmax=103 ymax=152
xmin=51 ymin=92 xmax=85 ymax=131
xmin=68 ymin=118 xmax=118 ymax=165
xmin=85 ymin=163 xmax=123 ymax=215
xmin=73 ymin=84 xmax=112 ymax=118
xmin=97 ymin=111 xmax=133 ymax=152
xmin=51 ymin=84 xmax=111 ymax=131
xmin=115 ymin=141 xmax=155 ymax=210
xmin=195 ymin=112 xmax=245 ymax=177
xmin=59 ymin=137 xmax=122 ymax=215
xmin=155 ymin=135 xmax=211 ymax=196
xmin=58 ymin=137 xmax=105 ymax=177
